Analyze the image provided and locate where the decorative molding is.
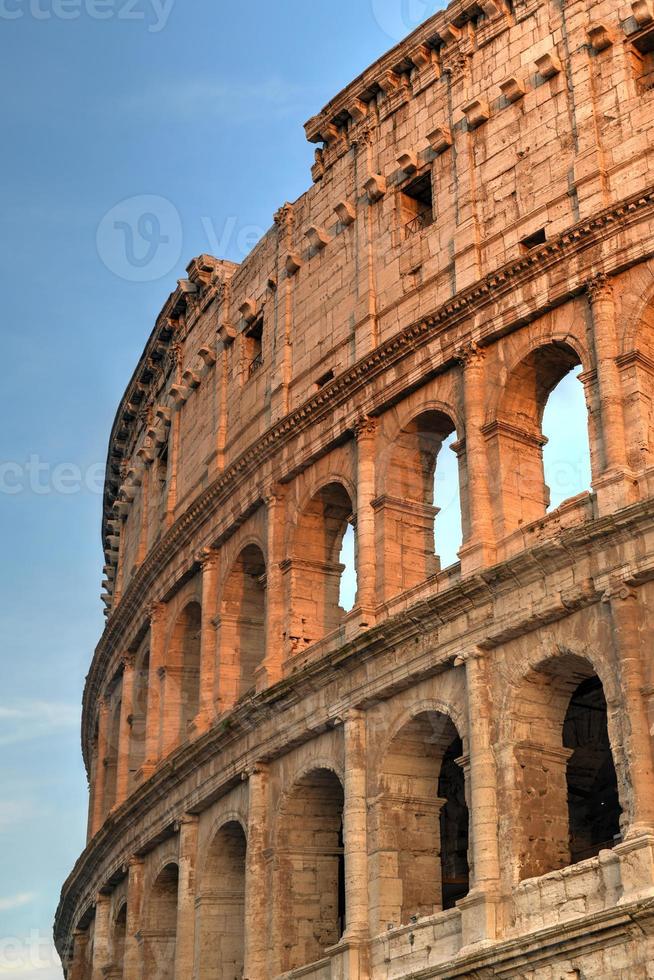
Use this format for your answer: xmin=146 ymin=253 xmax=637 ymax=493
xmin=587 ymin=22 xmax=614 ymax=52
xmin=462 ymin=98 xmax=491 ymax=129
xmin=365 ymin=174 xmax=387 ymax=203
xmin=426 ymin=125 xmax=453 ymax=154
xmin=535 ymin=51 xmax=562 ymax=80
xmin=500 ymin=76 xmax=526 ymax=103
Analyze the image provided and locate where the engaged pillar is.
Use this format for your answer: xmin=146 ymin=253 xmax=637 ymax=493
xmin=243 ymin=764 xmax=270 ymax=979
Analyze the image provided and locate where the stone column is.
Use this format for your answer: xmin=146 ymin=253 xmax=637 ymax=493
xmin=456 ymin=650 xmax=503 ymax=946
xmin=457 ymin=343 xmax=495 ymax=573
xmin=196 ymin=548 xmax=219 ymax=732
xmin=587 ymin=276 xmax=634 ymax=512
xmin=257 ymin=487 xmax=286 ymax=690
xmin=90 ymin=893 xmax=111 ymax=980
xmin=122 ymin=857 xmax=144 ymax=980
xmin=115 ymin=655 xmax=135 ymax=807
xmin=90 ymin=698 xmax=109 ymax=839
xmin=464 ymin=650 xmax=501 ymax=888
xmin=353 ymin=417 xmax=378 ymax=626
xmin=342 ymin=710 xmax=369 ymax=940
xmin=141 ymin=602 xmax=166 ymax=776
xmin=603 ymin=578 xmax=654 ymax=836
xmin=68 ymin=929 xmax=90 ymax=980
xmin=174 ymin=815 xmax=199 ymax=980
xmin=243 ymin=764 xmax=270 ymax=980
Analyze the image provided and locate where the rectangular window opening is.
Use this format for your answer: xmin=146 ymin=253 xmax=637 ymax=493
xmin=315 ymin=369 xmax=335 ymax=390
xmin=520 ymin=227 xmax=547 ymax=252
xmin=400 ymin=173 xmax=434 ymax=238
xmin=245 ymin=316 xmax=264 ymax=379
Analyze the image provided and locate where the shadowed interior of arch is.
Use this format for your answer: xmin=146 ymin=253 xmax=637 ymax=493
xmin=513 ymin=654 xmax=622 ymax=881
xmin=292 ymin=482 xmax=356 ymax=644
xmin=143 ymin=863 xmax=178 ymax=980
xmin=384 ymin=410 xmax=462 ymax=596
xmin=375 ymin=710 xmax=470 ymax=926
xmin=275 ymin=768 xmax=346 ymax=972
xmin=128 ymin=650 xmax=149 ymax=787
xmin=220 ymin=544 xmax=266 ymax=700
xmin=112 ymin=902 xmax=127 ymax=974
xmin=169 ymin=601 xmax=202 ymax=738
xmin=196 ymin=820 xmax=247 ymax=979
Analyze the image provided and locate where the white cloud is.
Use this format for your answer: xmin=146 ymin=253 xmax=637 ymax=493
xmin=0 ymin=893 xmax=35 ymax=913
xmin=0 ymin=700 xmax=78 ymax=748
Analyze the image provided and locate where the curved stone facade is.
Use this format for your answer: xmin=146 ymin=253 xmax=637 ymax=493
xmin=56 ymin=0 xmax=654 ymax=976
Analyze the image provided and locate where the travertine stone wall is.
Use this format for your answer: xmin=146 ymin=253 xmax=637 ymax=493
xmin=57 ymin=0 xmax=654 ymax=976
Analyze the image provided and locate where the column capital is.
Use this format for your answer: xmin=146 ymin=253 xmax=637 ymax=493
xmin=353 ymin=414 xmax=378 ymax=440
xmin=120 ymin=653 xmax=136 ymax=672
xmin=196 ymin=546 xmax=219 ymax=571
xmin=97 ymin=696 xmax=110 ymax=716
xmin=147 ymin=600 xmax=166 ymax=625
xmin=456 ymin=339 xmax=485 ymax=368
xmin=264 ymin=481 xmax=286 ymax=506
xmin=602 ymin=575 xmax=638 ymax=604
xmin=242 ymin=760 xmax=269 ymax=781
xmin=587 ymin=273 xmax=614 ymax=303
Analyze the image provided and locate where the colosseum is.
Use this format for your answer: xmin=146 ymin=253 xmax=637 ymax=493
xmin=55 ymin=0 xmax=654 ymax=976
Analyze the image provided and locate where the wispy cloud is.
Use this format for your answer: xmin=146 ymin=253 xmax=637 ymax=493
xmin=0 ymin=700 xmax=78 ymax=748
xmin=0 ymin=893 xmax=35 ymax=913
xmin=121 ymin=75 xmax=310 ymax=124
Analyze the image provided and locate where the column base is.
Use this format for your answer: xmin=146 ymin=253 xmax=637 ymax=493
xmin=134 ymin=761 xmax=157 ymax=783
xmin=325 ymin=935 xmax=369 ymax=979
xmin=458 ymin=538 xmax=497 ymax=577
xmin=615 ymin=831 xmax=654 ymax=903
xmin=457 ymin=886 xmax=504 ymax=949
xmin=593 ymin=467 xmax=638 ymax=516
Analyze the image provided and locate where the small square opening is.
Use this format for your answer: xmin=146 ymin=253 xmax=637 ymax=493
xmin=315 ymin=369 xmax=335 ymax=390
xmin=400 ymin=173 xmax=434 ymax=238
xmin=520 ymin=228 xmax=547 ymax=252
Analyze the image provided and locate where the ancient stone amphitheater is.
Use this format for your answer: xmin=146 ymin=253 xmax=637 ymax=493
xmin=56 ymin=0 xmax=654 ymax=976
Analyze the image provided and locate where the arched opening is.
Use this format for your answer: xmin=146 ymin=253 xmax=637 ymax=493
xmin=380 ymin=410 xmax=461 ymax=600
xmin=168 ymin=601 xmax=202 ymax=739
xmin=491 ymin=342 xmax=591 ymax=533
xmin=112 ymin=902 xmax=127 ymax=976
xmin=275 ymin=769 xmax=345 ymax=973
xmin=564 ymin=676 xmax=621 ymax=863
xmin=290 ymin=483 xmax=355 ymax=646
xmin=128 ymin=651 xmax=149 ymax=787
xmin=339 ymin=524 xmax=356 ymax=612
xmin=220 ymin=545 xmax=266 ymax=700
xmin=542 ymin=366 xmax=592 ymax=511
xmin=102 ymin=697 xmax=121 ymax=816
xmin=196 ymin=821 xmax=247 ymax=980
xmin=372 ymin=711 xmax=469 ymax=930
xmin=142 ymin=863 xmax=178 ymax=980
xmin=511 ymin=655 xmax=622 ymax=881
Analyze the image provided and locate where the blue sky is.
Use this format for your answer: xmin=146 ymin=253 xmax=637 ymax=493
xmin=0 ymin=2 xmax=590 ymax=976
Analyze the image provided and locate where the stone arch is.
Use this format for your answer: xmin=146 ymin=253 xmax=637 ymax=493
xmin=287 ymin=480 xmax=355 ymax=646
xmin=219 ymin=543 xmax=266 ymax=703
xmin=142 ymin=862 xmax=178 ymax=980
xmin=377 ymin=408 xmax=462 ymax=599
xmin=504 ymin=651 xmax=622 ymax=882
xmin=371 ymin=709 xmax=469 ymax=932
xmin=488 ymin=339 xmax=592 ymax=534
xmin=273 ymin=767 xmax=346 ymax=974
xmin=196 ymin=819 xmax=248 ymax=980
xmin=167 ymin=601 xmax=202 ymax=741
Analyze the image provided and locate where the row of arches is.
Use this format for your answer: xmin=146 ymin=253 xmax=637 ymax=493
xmin=83 ymin=652 xmax=622 ymax=979
xmin=94 ymin=338 xmax=598 ymax=820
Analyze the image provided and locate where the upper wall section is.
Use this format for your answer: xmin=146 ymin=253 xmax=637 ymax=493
xmin=101 ymin=0 xmax=654 ymax=612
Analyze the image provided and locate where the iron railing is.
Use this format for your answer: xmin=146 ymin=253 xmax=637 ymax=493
xmin=405 ymin=209 xmax=434 ymax=237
